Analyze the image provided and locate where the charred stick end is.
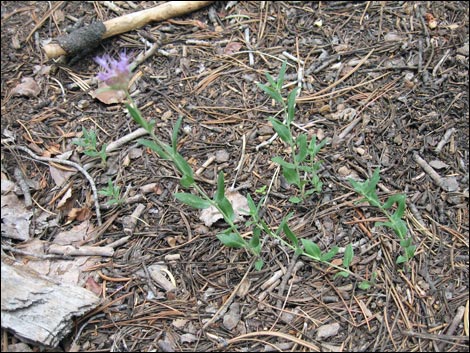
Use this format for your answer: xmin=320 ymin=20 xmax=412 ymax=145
xmin=44 ymin=21 xmax=106 ymax=59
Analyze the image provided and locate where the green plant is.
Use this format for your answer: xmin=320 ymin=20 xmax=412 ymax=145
xmin=349 ymin=168 xmax=416 ymax=264
xmin=257 ymin=62 xmax=327 ymax=203
xmin=99 ymin=179 xmax=123 ymax=206
xmin=73 ymin=127 xmax=108 ymax=166
xmin=93 ymin=53 xmax=373 ymax=286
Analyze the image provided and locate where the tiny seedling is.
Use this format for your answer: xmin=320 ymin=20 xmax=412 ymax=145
xmin=99 ymin=179 xmax=124 ymax=206
xmin=73 ymin=127 xmax=108 ymax=166
xmin=349 ymin=168 xmax=416 ymax=264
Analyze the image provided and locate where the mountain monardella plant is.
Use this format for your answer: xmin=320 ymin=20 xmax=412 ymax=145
xmin=94 ymin=51 xmax=132 ymax=91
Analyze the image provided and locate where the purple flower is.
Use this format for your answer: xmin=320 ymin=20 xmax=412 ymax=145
xmin=94 ymin=51 xmax=132 ymax=90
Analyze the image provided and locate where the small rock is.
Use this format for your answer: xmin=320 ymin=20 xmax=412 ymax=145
xmin=337 ymin=166 xmax=351 ymax=178
xmin=354 ymin=147 xmax=366 ymax=156
xmin=215 ymin=149 xmax=230 ymax=163
xmin=456 ymin=42 xmax=469 ymax=56
xmin=223 ymin=302 xmax=240 ymax=330
xmin=316 ymin=322 xmax=340 ymax=340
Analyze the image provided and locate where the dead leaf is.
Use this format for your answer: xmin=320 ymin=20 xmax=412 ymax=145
xmin=180 ymin=333 xmax=198 ymax=344
xmin=85 ymin=276 xmax=102 ymax=296
xmin=424 ymin=13 xmax=438 ymax=29
xmin=11 ymin=77 xmax=41 ymax=97
xmin=199 ymin=190 xmax=249 ymax=227
xmin=66 ymin=207 xmax=92 ymax=223
xmin=429 ymin=160 xmax=449 ymax=170
xmin=56 ymin=186 xmax=73 ymax=209
xmin=53 ymin=220 xmax=93 ymax=246
xmin=172 ymin=319 xmax=188 ymax=329
xmin=90 ymin=83 xmax=126 ymax=104
xmin=224 ymin=42 xmax=243 ymax=55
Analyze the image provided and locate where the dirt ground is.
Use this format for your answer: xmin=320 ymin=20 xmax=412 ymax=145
xmin=1 ymin=1 xmax=469 ymax=352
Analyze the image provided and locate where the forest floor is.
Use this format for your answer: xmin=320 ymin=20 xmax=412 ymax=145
xmin=1 ymin=1 xmax=469 ymax=352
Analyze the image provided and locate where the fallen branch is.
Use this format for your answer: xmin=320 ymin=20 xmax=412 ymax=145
xmin=42 ymin=1 xmax=214 ymax=59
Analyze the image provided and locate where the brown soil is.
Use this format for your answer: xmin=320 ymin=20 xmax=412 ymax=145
xmin=1 ymin=1 xmax=468 ymax=352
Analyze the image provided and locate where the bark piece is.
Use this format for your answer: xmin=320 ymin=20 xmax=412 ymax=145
xmin=1 ymin=258 xmax=100 ymax=348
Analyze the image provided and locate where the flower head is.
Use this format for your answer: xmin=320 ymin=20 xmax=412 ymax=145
xmin=94 ymin=51 xmax=132 ymax=90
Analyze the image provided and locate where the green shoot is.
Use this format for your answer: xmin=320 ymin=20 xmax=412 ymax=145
xmin=73 ymin=127 xmax=108 ymax=166
xmin=99 ymin=179 xmax=124 ymax=206
xmin=349 ymin=168 xmax=416 ymax=264
xmin=258 ymin=62 xmax=327 ymax=203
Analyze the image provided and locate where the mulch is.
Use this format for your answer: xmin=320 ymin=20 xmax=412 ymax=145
xmin=1 ymin=1 xmax=468 ymax=352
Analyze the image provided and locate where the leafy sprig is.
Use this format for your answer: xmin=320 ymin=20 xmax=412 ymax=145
xmin=349 ymin=168 xmax=416 ymax=264
xmin=99 ymin=179 xmax=124 ymax=206
xmin=257 ymin=62 xmax=327 ymax=203
xmin=73 ymin=127 xmax=108 ymax=166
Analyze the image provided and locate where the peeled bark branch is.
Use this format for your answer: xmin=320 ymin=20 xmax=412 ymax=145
xmin=42 ymin=1 xmax=214 ymax=59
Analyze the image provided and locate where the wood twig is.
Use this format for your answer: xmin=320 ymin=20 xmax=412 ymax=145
xmin=5 ymin=145 xmax=103 ymax=226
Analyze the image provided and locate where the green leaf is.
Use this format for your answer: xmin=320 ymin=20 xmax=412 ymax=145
xmin=174 ymin=193 xmax=211 ymax=209
xmin=172 ymin=153 xmax=195 ymax=187
xmin=269 ymin=117 xmax=292 ymax=143
xmin=255 ymin=185 xmax=267 ymax=195
xmin=287 ymin=87 xmax=299 ymax=124
xmin=301 ymin=239 xmax=321 ymax=260
xmin=215 ymin=171 xmax=225 ymax=203
xmin=138 ymin=139 xmax=169 ymax=159
xmin=217 ymin=232 xmax=246 ymax=248
xmin=172 ymin=116 xmax=183 ymax=153
xmin=343 ymin=244 xmax=353 ymax=268
xmin=362 ymin=168 xmax=381 ymax=203
xmin=308 ymin=136 xmax=327 ymax=157
xmin=334 ymin=271 xmax=350 ymax=278
xmin=282 ymin=166 xmax=301 ymax=187
xmin=283 ymin=222 xmax=298 ymax=248
xmin=393 ymin=219 xmax=408 ymax=239
xmin=126 ymin=103 xmax=149 ymax=131
xmin=320 ymin=246 xmax=339 ymax=262
xmin=289 ymin=196 xmax=302 ymax=203
xmin=264 ymin=73 xmax=277 ymax=89
xmin=405 ymin=244 xmax=416 ymax=259
xmin=271 ymin=156 xmax=296 ymax=170
xmin=382 ymin=194 xmax=406 ymax=211
xmin=248 ymin=227 xmax=261 ymax=254
xmin=246 ymin=193 xmax=258 ymax=216
xmin=257 ymin=83 xmax=283 ymax=105
xmin=358 ymin=281 xmax=373 ymax=290
xmin=218 ymin=197 xmax=235 ymax=222
xmin=254 ymin=258 xmax=264 ymax=270
xmin=295 ymin=134 xmax=308 ymax=163
xmin=276 ymin=61 xmax=287 ymax=90
xmin=180 ymin=174 xmax=194 ymax=188
xmin=396 ymin=255 xmax=407 ymax=264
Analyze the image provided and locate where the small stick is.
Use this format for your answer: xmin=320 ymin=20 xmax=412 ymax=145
xmin=435 ymin=127 xmax=455 ymax=154
xmin=13 ymin=167 xmax=32 ymax=208
xmin=244 ymin=27 xmax=254 ymax=66
xmin=122 ymin=203 xmax=146 ymax=235
xmin=48 ymin=244 xmax=114 ymax=256
xmin=105 ymin=127 xmax=149 ymax=153
xmin=413 ymin=152 xmax=458 ymax=192
xmin=7 ymin=145 xmax=102 ymax=226
xmin=195 ymin=155 xmax=216 ymax=176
